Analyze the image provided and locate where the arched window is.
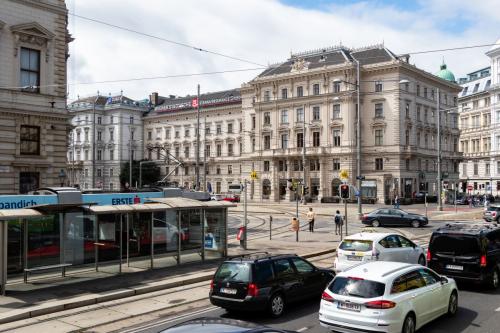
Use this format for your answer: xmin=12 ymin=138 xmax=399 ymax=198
xmin=331 ymin=178 xmax=341 ymax=196
xmin=262 ymin=179 xmax=271 ymax=199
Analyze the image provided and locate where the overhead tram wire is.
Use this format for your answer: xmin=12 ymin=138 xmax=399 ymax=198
xmin=69 ymin=13 xmax=266 ymax=67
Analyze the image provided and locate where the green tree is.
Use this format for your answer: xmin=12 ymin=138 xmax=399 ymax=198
xmin=120 ymin=160 xmax=161 ymax=189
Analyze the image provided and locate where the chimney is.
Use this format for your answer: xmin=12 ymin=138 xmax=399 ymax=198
xmin=150 ymin=92 xmax=159 ymax=106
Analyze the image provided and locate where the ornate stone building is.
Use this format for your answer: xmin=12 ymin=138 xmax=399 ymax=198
xmin=67 ymin=94 xmax=148 ymax=190
xmin=0 ymin=0 xmax=72 ymax=194
xmin=240 ymin=45 xmax=462 ymax=202
xmin=144 ymin=89 xmax=243 ymax=193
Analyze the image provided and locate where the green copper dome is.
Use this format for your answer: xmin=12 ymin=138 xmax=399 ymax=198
xmin=435 ymin=62 xmax=456 ymax=82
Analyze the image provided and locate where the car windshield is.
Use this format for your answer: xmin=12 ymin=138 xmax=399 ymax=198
xmin=329 ymin=277 xmax=385 ymax=298
xmin=214 ymin=262 xmax=251 ymax=283
xmin=339 ymin=240 xmax=373 ymax=252
xmin=431 ymin=235 xmax=481 ymax=256
xmin=487 ymin=206 xmax=500 ymax=211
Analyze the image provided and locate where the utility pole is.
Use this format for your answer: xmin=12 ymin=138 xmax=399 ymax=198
xmin=195 ymin=84 xmax=201 ymax=191
xmin=203 ymin=115 xmax=207 ymax=191
xmin=437 ymin=88 xmax=443 ymax=211
xmin=355 ymin=58 xmax=362 ymax=217
xmin=92 ymin=93 xmax=98 ymax=188
xmin=243 ymin=180 xmax=248 ymax=249
xmin=302 ymin=104 xmax=307 ymax=205
xmin=129 ymin=128 xmax=133 ymax=189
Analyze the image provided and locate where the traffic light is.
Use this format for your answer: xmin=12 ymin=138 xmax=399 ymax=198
xmin=303 ymin=186 xmax=309 ymax=196
xmin=340 ymin=184 xmax=350 ymax=199
xmin=287 ymin=178 xmax=294 ymax=191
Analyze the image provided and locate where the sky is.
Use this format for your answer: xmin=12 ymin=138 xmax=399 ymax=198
xmin=66 ymin=0 xmax=500 ymax=101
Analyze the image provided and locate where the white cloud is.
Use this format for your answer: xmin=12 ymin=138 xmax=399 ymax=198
xmin=66 ymin=0 xmax=500 ymax=101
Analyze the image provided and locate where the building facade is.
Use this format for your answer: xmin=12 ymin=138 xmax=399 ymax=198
xmin=141 ymin=45 xmax=462 ymax=202
xmin=67 ymin=94 xmax=148 ymax=190
xmin=0 ymin=0 xmax=72 ymax=194
xmin=458 ymin=39 xmax=500 ymax=195
xmin=240 ymin=45 xmax=462 ymax=202
xmin=143 ymin=90 xmax=243 ymax=193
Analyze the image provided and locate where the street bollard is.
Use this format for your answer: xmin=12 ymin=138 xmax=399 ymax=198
xmin=269 ymin=215 xmax=272 ymax=240
xmin=291 ymin=217 xmax=299 ymax=242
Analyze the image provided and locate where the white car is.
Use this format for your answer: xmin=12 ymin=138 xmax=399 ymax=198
xmin=210 ymin=194 xmax=224 ymax=201
xmin=334 ymin=232 xmax=426 ymax=273
xmin=320 ymin=262 xmax=458 ymax=333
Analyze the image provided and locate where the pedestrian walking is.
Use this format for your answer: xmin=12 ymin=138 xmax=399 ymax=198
xmin=394 ymin=196 xmax=400 ymax=209
xmin=334 ymin=210 xmax=343 ymax=235
xmin=306 ymin=207 xmax=315 ymax=232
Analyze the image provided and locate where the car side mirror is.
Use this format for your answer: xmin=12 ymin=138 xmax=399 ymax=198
xmin=440 ymin=276 xmax=448 ymax=284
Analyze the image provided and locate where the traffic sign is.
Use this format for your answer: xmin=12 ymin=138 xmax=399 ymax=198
xmin=339 ymin=169 xmax=349 ymax=180
xmin=467 ymin=185 xmax=473 ymax=191
xmin=250 ymin=170 xmax=258 ymax=180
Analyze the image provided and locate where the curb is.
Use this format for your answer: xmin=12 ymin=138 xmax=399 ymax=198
xmin=0 ymin=249 xmax=334 ymax=325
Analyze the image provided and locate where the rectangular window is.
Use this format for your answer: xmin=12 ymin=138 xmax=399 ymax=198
xmin=405 ymin=129 xmax=410 ymax=146
xmin=406 ymin=159 xmax=410 ymax=171
xmin=216 ymin=165 xmax=221 ymax=175
xmin=228 ymin=143 xmax=233 ymax=156
xmin=278 ymin=160 xmax=287 ymax=172
xmin=486 ymin=163 xmax=490 ymax=175
xmin=313 ymin=106 xmax=320 ymax=120
xmin=333 ymin=81 xmax=341 ymax=93
xmin=333 ymin=130 xmax=341 ymax=147
xmin=405 ymin=103 xmax=410 ymax=118
xmin=109 ymin=129 xmax=114 ymax=141
xmin=148 ymin=131 xmax=152 ymax=140
xmin=332 ymin=104 xmax=341 ymax=119
xmin=97 ymin=116 xmax=102 ymax=125
xmin=110 ymin=168 xmax=114 ymax=177
xmin=97 ymin=169 xmax=102 ymax=177
xmin=252 ymin=116 xmax=256 ymax=129
xmin=313 ymin=83 xmax=320 ymax=95
xmin=416 ymin=84 xmax=420 ymax=96
xmin=216 ymin=124 xmax=222 ymax=135
xmin=416 ymin=106 xmax=421 ymax=120
xmin=175 ymin=131 xmax=180 ymax=138
xmin=20 ymin=48 xmax=40 ymax=93
xmin=264 ymin=90 xmax=270 ymax=101
xmin=216 ymin=144 xmax=222 ymax=157
xmin=84 ymin=150 xmax=89 ymax=160
xmin=297 ymin=86 xmax=303 ymax=97
xmin=313 ymin=131 xmax=320 ymax=147
xmin=252 ymin=138 xmax=256 ymax=152
xmin=205 ymin=145 xmax=211 ymax=157
xmin=296 ymin=108 xmax=304 ymax=122
xmin=97 ymin=131 xmax=102 ymax=141
xmin=20 ymin=125 xmax=40 ymax=155
xmin=375 ymin=158 xmax=384 ymax=170
xmin=281 ymin=88 xmax=288 ymax=99
xmin=264 ymin=135 xmax=271 ymax=150
xmin=97 ymin=150 xmax=102 ymax=160
xmin=228 ymin=123 xmax=233 ymax=134
xmin=205 ymin=126 xmax=210 ymax=135
xmin=375 ymin=129 xmax=383 ymax=146
xmin=264 ymin=112 xmax=271 ymax=125
xmin=375 ymin=81 xmax=383 ymax=92
xmin=109 ymin=149 xmax=114 ymax=160
xmin=424 ymin=87 xmax=428 ymax=98
xmin=228 ymin=165 xmax=232 ymax=174
xmin=264 ymin=161 xmax=270 ymax=172
xmin=185 ymin=129 xmax=190 ymax=138
xmin=297 ymin=133 xmax=304 ymax=148
xmin=184 ymin=146 xmax=190 ymax=158
xmin=281 ymin=134 xmax=289 ymax=149
xmin=281 ymin=110 xmax=288 ymax=124
xmin=474 ymin=163 xmax=478 ymax=175
xmin=130 ymin=116 xmax=134 ymax=124
xmin=375 ymin=103 xmax=384 ymax=118
xmin=110 ymin=116 xmax=114 ymax=124
xmin=333 ymin=158 xmax=340 ymax=171
xmin=185 ymin=166 xmax=189 ymax=176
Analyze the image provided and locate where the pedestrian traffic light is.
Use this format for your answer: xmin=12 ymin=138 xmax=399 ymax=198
xmin=340 ymin=184 xmax=350 ymax=199
xmin=287 ymin=178 xmax=294 ymax=191
xmin=303 ymin=186 xmax=309 ymax=195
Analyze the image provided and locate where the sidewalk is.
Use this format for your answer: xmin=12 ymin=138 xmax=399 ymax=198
xmin=0 ymin=225 xmax=338 ymax=325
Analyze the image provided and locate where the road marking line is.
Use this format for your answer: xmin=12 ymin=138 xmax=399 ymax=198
xmin=495 ymin=306 xmax=500 ymax=312
xmin=297 ymin=327 xmax=308 ymax=332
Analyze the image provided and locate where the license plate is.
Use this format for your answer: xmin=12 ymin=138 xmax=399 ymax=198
xmin=338 ymin=301 xmax=361 ymax=312
xmin=220 ymin=288 xmax=237 ymax=294
xmin=347 ymin=255 xmax=363 ymax=261
xmin=446 ymin=264 xmax=463 ymax=271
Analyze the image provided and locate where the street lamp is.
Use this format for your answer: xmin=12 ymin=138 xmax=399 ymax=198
xmin=58 ymin=169 xmax=66 ymax=187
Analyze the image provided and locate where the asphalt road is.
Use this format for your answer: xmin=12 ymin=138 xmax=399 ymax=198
xmin=118 ymin=214 xmax=500 ymax=333
xmin=125 ymin=282 xmax=500 ymax=333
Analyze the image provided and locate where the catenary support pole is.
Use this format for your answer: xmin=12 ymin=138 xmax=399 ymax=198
xmin=196 ymin=84 xmax=200 ymax=191
xmin=437 ymin=87 xmax=443 ymax=211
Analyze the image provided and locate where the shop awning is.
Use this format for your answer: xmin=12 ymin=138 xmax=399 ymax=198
xmin=147 ymin=197 xmax=236 ymax=208
xmin=85 ymin=203 xmax=170 ymax=214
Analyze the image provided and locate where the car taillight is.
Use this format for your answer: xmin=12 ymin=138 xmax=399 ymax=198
xmin=426 ymin=249 xmax=431 ymax=262
xmin=247 ymin=283 xmax=258 ymax=297
xmin=365 ymin=300 xmax=396 ymax=309
xmin=210 ymin=279 xmax=214 ymax=291
xmin=361 ymin=215 xmax=368 ymax=221
xmin=321 ymin=291 xmax=334 ymax=302
xmin=480 ymin=255 xmax=487 ymax=267
xmin=492 ymin=212 xmax=497 ymax=217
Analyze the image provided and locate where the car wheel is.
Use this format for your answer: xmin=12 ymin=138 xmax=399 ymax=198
xmin=402 ymin=314 xmax=415 ymax=333
xmin=411 ymin=220 xmax=420 ymax=228
xmin=447 ymin=291 xmax=458 ymax=316
xmin=371 ymin=220 xmax=380 ymax=227
xmin=268 ymin=293 xmax=285 ymax=317
xmin=489 ymin=268 xmax=499 ymax=289
xmin=418 ymin=255 xmax=426 ymax=266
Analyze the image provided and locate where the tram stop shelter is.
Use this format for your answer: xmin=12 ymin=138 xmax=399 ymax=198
xmin=0 ymin=198 xmax=234 ymax=295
